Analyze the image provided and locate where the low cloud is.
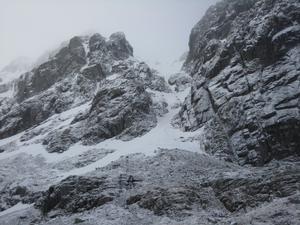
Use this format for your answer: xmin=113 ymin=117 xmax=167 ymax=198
xmin=0 ymin=0 xmax=218 ymax=68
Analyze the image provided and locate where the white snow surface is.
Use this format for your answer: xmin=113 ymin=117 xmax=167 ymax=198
xmin=272 ymin=25 xmax=300 ymax=41
xmin=0 ymin=203 xmax=33 ymax=217
xmin=0 ymin=101 xmax=92 ymax=162
xmin=0 ymin=65 xmax=202 ymax=182
xmin=62 ymin=89 xmax=201 ymax=178
xmin=80 ymin=37 xmax=91 ymax=72
xmin=106 ymin=73 xmax=120 ymax=80
xmin=0 ymin=60 xmax=207 ymax=221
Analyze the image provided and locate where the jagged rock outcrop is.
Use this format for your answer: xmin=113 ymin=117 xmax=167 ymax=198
xmin=168 ymin=72 xmax=192 ymax=92
xmin=15 ymin=37 xmax=87 ymax=102
xmin=35 ymin=176 xmax=114 ymax=214
xmin=10 ymin=32 xmax=133 ymax=104
xmin=0 ymin=185 xmax=41 ymax=212
xmin=43 ymin=77 xmax=156 ymax=152
xmin=79 ymin=78 xmax=155 ymax=143
xmin=0 ymin=32 xmax=168 ymax=145
xmin=127 ymin=186 xmax=224 ymax=217
xmin=177 ymin=0 xmax=300 ymax=165
xmin=0 ymin=74 xmax=96 ymax=139
xmin=107 ymin=32 xmax=134 ymax=60
xmin=1 ymin=1 xmax=299 ymax=224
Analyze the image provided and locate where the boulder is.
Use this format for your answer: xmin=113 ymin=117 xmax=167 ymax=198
xmin=168 ymin=72 xmax=192 ymax=92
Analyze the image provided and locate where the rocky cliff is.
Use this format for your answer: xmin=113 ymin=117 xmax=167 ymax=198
xmin=0 ymin=0 xmax=299 ymax=225
xmin=0 ymin=32 xmax=168 ymax=150
xmin=177 ymin=0 xmax=300 ymax=166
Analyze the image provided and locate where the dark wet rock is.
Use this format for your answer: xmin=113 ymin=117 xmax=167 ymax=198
xmin=36 ymin=176 xmax=114 ymax=214
xmin=10 ymin=186 xmax=28 ymax=197
xmin=178 ymin=0 xmax=300 ymax=165
xmin=74 ymin=218 xmax=85 ymax=224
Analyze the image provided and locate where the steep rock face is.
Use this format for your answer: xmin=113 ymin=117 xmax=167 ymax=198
xmin=0 ymin=74 xmax=95 ymax=139
xmin=178 ymin=0 xmax=300 ymax=165
xmin=14 ymin=32 xmax=133 ymax=103
xmin=80 ymin=78 xmax=154 ymax=144
xmin=210 ymin=164 xmax=300 ymax=212
xmin=0 ymin=32 xmax=167 ymax=143
xmin=15 ymin=36 xmax=87 ymax=102
xmin=43 ymin=77 xmax=156 ymax=152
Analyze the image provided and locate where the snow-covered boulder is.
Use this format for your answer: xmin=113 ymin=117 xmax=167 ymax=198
xmin=168 ymin=72 xmax=192 ymax=92
xmin=35 ymin=176 xmax=113 ymax=214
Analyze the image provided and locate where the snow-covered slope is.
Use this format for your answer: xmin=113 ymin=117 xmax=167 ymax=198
xmin=0 ymin=31 xmax=204 ymax=221
xmin=0 ymin=86 xmax=200 ymax=175
xmin=0 ymin=0 xmax=299 ymax=224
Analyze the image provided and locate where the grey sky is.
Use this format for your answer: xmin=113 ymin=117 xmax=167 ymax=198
xmin=0 ymin=0 xmax=219 ymax=69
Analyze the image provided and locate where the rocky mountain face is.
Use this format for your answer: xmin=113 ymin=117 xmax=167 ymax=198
xmin=0 ymin=0 xmax=299 ymax=225
xmin=177 ymin=0 xmax=300 ymax=166
xmin=0 ymin=32 xmax=168 ymax=149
